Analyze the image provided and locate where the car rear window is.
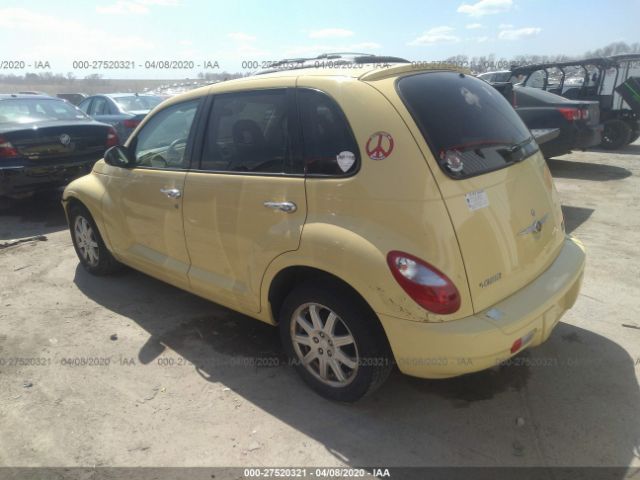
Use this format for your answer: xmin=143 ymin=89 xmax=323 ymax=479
xmin=397 ymin=71 xmax=537 ymax=179
xmin=115 ymin=95 xmax=163 ymax=112
xmin=0 ymin=98 xmax=88 ymax=124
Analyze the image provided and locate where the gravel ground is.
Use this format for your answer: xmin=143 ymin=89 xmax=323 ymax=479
xmin=0 ymin=144 xmax=639 ymax=473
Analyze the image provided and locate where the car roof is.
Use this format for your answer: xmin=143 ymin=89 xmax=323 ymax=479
xmin=0 ymin=94 xmax=58 ymax=100
xmin=158 ymin=62 xmax=471 ymax=109
xmin=104 ymin=93 xmax=161 ymax=98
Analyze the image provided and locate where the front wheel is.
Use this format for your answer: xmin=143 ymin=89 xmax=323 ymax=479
xmin=69 ymin=204 xmax=122 ymax=275
xmin=279 ymin=283 xmax=392 ymax=402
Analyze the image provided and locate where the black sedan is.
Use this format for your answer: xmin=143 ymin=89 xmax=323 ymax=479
xmin=0 ymin=94 xmax=118 ymax=199
xmin=491 ymin=83 xmax=603 ymax=158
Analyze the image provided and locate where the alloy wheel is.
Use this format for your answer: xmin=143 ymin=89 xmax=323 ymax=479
xmin=74 ymin=216 xmax=99 ymax=267
xmin=290 ymin=303 xmax=359 ymax=387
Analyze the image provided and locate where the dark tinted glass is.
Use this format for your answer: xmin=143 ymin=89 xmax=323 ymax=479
xmin=397 ymin=71 xmax=536 ymax=179
xmin=202 ymin=90 xmax=290 ymax=173
xmin=298 ymin=89 xmax=359 ymax=176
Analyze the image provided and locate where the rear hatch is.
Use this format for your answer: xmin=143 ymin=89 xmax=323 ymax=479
xmin=396 ymin=71 xmax=565 ymax=312
xmin=4 ymin=121 xmax=110 ymax=162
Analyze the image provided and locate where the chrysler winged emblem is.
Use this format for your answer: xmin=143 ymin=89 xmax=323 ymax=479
xmin=518 ymin=213 xmax=548 ymax=236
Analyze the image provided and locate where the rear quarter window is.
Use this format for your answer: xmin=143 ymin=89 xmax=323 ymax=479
xmin=298 ymin=89 xmax=359 ymax=176
xmin=397 ymin=71 xmax=536 ymax=179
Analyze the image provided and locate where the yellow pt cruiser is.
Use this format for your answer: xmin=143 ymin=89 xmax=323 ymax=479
xmin=63 ymin=62 xmax=585 ymax=401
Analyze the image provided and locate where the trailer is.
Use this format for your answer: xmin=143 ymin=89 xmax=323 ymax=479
xmin=511 ymin=54 xmax=640 ymax=149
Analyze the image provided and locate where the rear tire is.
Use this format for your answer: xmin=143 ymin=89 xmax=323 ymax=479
xmin=628 ymin=130 xmax=640 ymax=144
xmin=600 ymin=119 xmax=632 ymax=150
xmin=279 ymin=282 xmax=392 ymax=402
xmin=69 ymin=204 xmax=122 ymax=275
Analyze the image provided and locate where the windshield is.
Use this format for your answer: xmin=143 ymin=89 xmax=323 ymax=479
xmin=0 ymin=98 xmax=89 ymax=124
xmin=397 ymin=71 xmax=536 ymax=179
xmin=114 ymin=95 xmax=163 ymax=112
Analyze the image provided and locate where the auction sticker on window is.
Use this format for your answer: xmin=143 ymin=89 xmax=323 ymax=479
xmin=465 ymin=190 xmax=489 ymax=211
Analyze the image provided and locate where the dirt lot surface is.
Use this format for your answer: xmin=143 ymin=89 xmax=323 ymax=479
xmin=1 ymin=144 xmax=639 ymax=473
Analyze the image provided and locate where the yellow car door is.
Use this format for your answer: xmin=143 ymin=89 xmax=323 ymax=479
xmin=102 ymin=99 xmax=202 ymax=289
xmin=183 ymin=86 xmax=306 ymax=313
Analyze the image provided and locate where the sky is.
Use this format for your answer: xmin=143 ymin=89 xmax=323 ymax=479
xmin=0 ymin=0 xmax=639 ymax=79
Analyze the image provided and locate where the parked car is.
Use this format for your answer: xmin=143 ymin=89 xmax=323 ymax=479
xmin=63 ymin=61 xmax=585 ymax=401
xmin=0 ymin=94 xmax=118 ymax=199
xmin=17 ymin=91 xmax=50 ymax=96
xmin=477 ymin=70 xmax=515 ymax=83
xmin=56 ymin=93 xmax=88 ymax=106
xmin=491 ymin=83 xmax=603 ymax=158
xmin=78 ymin=93 xmax=164 ymax=141
xmin=511 ymin=55 xmax=640 ymax=149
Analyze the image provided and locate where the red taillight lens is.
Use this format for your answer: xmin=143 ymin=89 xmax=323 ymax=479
xmin=122 ymin=119 xmax=140 ymax=129
xmin=0 ymin=135 xmax=19 ymax=158
xmin=106 ymin=127 xmax=119 ymax=147
xmin=387 ymin=251 xmax=461 ymax=314
xmin=557 ymin=107 xmax=580 ymax=122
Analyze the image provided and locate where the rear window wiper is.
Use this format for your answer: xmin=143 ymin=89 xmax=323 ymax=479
xmin=497 ymin=137 xmax=536 ymax=163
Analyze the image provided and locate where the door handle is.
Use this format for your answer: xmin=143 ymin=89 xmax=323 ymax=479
xmin=263 ymin=201 xmax=297 ymax=213
xmin=160 ymin=188 xmax=182 ymax=199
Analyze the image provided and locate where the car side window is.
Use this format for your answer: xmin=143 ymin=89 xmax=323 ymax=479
xmin=78 ymin=99 xmax=92 ymax=114
xmin=132 ymin=99 xmax=199 ymax=170
xmin=201 ymin=89 xmax=291 ymax=173
xmin=297 ymin=89 xmax=359 ymax=176
xmin=90 ymin=97 xmax=107 ymax=116
xmin=107 ymin=99 xmax=119 ymax=115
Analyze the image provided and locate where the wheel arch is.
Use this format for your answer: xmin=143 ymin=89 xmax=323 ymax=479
xmin=266 ymin=264 xmax=392 ymax=355
xmin=62 ymin=174 xmax=112 ymax=251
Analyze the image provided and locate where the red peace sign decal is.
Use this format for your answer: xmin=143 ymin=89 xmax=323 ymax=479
xmin=366 ymin=131 xmax=394 ymax=160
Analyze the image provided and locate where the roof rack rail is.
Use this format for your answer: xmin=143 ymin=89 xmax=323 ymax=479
xmin=254 ymin=53 xmax=410 ymax=75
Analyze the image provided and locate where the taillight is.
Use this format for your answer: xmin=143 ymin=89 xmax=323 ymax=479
xmin=580 ymin=108 xmax=589 ymax=120
xmin=557 ymin=107 xmax=580 ymax=122
xmin=122 ymin=119 xmax=140 ymax=129
xmin=0 ymin=135 xmax=19 ymax=158
xmin=106 ymin=127 xmax=119 ymax=147
xmin=387 ymin=251 xmax=461 ymax=314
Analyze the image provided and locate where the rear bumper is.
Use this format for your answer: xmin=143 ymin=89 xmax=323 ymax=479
xmin=0 ymin=157 xmax=98 ymax=197
xmin=379 ymin=236 xmax=586 ymax=379
xmin=540 ymin=124 xmax=602 ymax=158
xmin=574 ymin=123 xmax=603 ymax=149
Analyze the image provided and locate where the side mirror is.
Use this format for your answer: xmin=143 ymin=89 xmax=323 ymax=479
xmin=104 ymin=145 xmax=132 ymax=167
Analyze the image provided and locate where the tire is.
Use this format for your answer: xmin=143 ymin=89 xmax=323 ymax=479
xmin=68 ymin=204 xmax=122 ymax=275
xmin=600 ymin=119 xmax=632 ymax=150
xmin=628 ymin=130 xmax=640 ymax=144
xmin=279 ymin=282 xmax=393 ymax=402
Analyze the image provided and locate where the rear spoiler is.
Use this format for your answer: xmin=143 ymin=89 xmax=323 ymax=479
xmin=359 ymin=63 xmax=471 ymax=81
